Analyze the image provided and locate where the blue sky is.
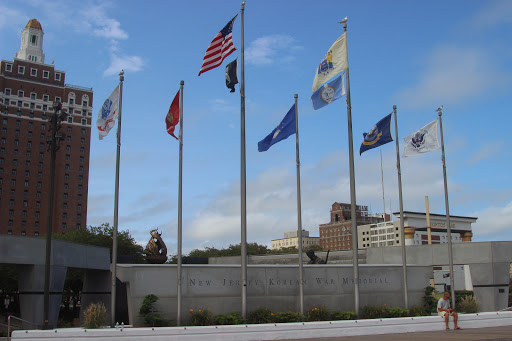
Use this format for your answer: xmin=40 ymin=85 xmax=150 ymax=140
xmin=2 ymin=0 xmax=511 ymax=254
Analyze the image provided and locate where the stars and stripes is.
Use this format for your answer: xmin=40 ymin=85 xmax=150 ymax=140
xmin=198 ymin=15 xmax=237 ymax=76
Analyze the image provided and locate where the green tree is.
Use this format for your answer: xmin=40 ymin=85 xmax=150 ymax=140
xmin=53 ymin=223 xmax=146 ymax=263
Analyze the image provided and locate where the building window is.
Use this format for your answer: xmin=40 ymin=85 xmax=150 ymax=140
xmin=42 ymin=113 xmax=46 ymax=120
xmin=66 ymin=144 xmax=71 ymax=151
xmin=23 ymin=200 xmax=28 ymax=207
xmin=64 ymin=183 xmax=69 ymax=190
xmin=25 ymin=170 xmax=29 ymax=177
xmin=76 ymin=224 xmax=81 ymax=229
xmin=82 ymin=110 xmax=87 ymax=116
xmin=18 ymin=66 xmax=25 ymax=74
xmin=30 ymin=92 xmax=36 ymax=100
xmin=77 ymin=194 xmax=82 ymax=201
xmin=37 ymin=182 xmax=42 ymax=188
xmin=35 ymin=221 xmax=39 ymax=228
xmin=34 ymin=232 xmax=39 ymax=237
xmin=43 ymin=70 xmax=49 ymax=79
xmin=62 ymin=223 xmax=67 ymax=229
xmin=41 ymin=124 xmax=46 ymax=130
xmin=77 ymin=214 xmax=81 ymax=220
xmin=55 ymin=73 xmax=61 ymax=81
xmin=35 ymin=211 xmax=40 ymax=218
xmin=31 ymin=68 xmax=37 ymax=76
xmin=22 ymin=210 xmax=27 ymax=217
xmin=39 ymin=153 xmax=44 ymax=159
xmin=17 ymin=101 xmax=22 ymax=108
xmin=5 ymin=64 xmax=12 ymax=72
xmin=62 ymin=213 xmax=67 ymax=219
xmin=36 ymin=192 xmax=41 ymax=198
xmin=37 ymin=172 xmax=42 ymax=178
xmin=69 ymin=98 xmax=74 ymax=105
xmin=42 ymin=104 xmax=47 ymax=111
xmin=63 ymin=193 xmax=68 ymax=199
xmin=81 ymin=118 xmax=86 ymax=125
xmin=81 ymin=138 xmax=85 ymax=144
xmin=9 ymin=210 xmax=14 ymax=216
xmin=66 ymin=136 xmax=71 ymax=142
xmin=79 ymin=157 xmax=84 ymax=163
xmin=40 ymin=142 xmax=44 ymax=149
xmin=77 ymin=205 xmax=81 ymax=211
xmin=82 ymin=100 xmax=88 ymax=107
xmin=30 ymin=103 xmax=35 ymax=110
xmin=81 ymin=128 xmax=86 ymax=135
xmin=38 ymin=162 xmax=43 ymax=168
xmin=80 ymin=147 xmax=84 ymax=153
xmin=67 ymin=116 xmax=73 ymax=123
xmin=55 ymin=97 xmax=61 ymax=103
xmin=63 ymin=203 xmax=67 ymax=209
xmin=21 ymin=231 xmax=26 ymax=236
xmin=36 ymin=201 xmax=41 ymax=208
xmin=18 ymin=90 xmax=24 ymax=98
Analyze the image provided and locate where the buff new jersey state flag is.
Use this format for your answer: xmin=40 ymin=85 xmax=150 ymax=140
xmin=359 ymin=113 xmax=393 ymax=155
xmin=165 ymin=90 xmax=180 ymax=140
xmin=403 ymin=119 xmax=440 ymax=157
xmin=310 ymin=73 xmax=345 ymax=110
xmin=258 ymin=104 xmax=296 ymax=152
xmin=312 ymin=33 xmax=348 ymax=93
xmin=96 ymin=85 xmax=120 ymax=140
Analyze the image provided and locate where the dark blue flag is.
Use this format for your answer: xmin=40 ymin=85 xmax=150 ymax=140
xmin=258 ymin=104 xmax=296 ymax=152
xmin=359 ymin=113 xmax=393 ymax=155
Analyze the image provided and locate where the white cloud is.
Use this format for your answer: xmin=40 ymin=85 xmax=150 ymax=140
xmin=468 ymin=141 xmax=503 ymax=165
xmin=473 ymin=0 xmax=512 ymax=29
xmin=394 ymin=46 xmax=507 ymax=109
xmin=246 ymin=34 xmax=302 ymax=65
xmin=0 ymin=6 xmax=27 ymax=30
xmin=104 ymin=55 xmax=144 ymax=76
xmin=471 ymin=201 xmax=512 ymax=237
xmin=82 ymin=3 xmax=129 ymax=40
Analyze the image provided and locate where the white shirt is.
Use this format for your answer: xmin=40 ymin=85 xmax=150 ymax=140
xmin=438 ymin=297 xmax=451 ymax=311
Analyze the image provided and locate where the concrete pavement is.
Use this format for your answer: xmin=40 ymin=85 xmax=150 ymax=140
xmin=286 ymin=325 xmax=512 ymax=340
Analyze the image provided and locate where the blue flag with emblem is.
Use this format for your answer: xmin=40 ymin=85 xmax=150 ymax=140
xmin=310 ymin=73 xmax=345 ymax=110
xmin=359 ymin=113 xmax=393 ymax=155
xmin=258 ymin=104 xmax=296 ymax=152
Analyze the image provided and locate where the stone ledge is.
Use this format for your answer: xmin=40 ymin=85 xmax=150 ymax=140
xmin=12 ymin=311 xmax=512 ymax=340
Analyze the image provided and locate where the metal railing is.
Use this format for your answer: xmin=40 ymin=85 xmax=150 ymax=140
xmin=7 ymin=315 xmax=41 ymax=341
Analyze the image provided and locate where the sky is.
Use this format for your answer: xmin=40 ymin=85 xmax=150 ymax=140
xmin=1 ymin=0 xmax=511 ymax=255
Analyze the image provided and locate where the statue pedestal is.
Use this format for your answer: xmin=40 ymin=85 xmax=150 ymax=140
xmin=145 ymin=255 xmax=167 ymax=264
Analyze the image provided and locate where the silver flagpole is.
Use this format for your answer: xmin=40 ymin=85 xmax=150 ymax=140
xmin=294 ymin=94 xmax=304 ymax=317
xmin=342 ymin=19 xmax=360 ymax=318
xmin=111 ymin=69 xmax=124 ymax=326
xmin=393 ymin=105 xmax=409 ymax=308
xmin=240 ymin=0 xmax=248 ymax=319
xmin=437 ymin=107 xmax=455 ymax=308
xmin=380 ymin=150 xmax=386 ymax=219
xmin=177 ymin=80 xmax=184 ymax=326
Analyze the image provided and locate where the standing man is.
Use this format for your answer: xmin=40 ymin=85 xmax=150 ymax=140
xmin=438 ymin=291 xmax=461 ymax=330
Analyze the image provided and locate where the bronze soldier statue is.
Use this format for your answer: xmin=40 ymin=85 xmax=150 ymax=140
xmin=306 ymin=248 xmax=326 ymax=264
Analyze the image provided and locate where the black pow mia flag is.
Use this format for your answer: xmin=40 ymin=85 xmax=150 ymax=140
xmin=225 ymin=59 xmax=238 ymax=93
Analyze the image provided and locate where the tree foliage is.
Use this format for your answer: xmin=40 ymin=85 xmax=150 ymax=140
xmin=167 ymin=242 xmax=323 ymax=263
xmin=53 ymin=223 xmax=146 ymax=264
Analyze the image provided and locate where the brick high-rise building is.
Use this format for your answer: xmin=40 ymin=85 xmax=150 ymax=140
xmin=0 ymin=19 xmax=93 ymax=236
xmin=318 ymin=202 xmax=388 ymax=251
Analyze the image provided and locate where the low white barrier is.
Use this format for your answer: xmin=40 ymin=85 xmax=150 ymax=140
xmin=12 ymin=311 xmax=512 ymax=341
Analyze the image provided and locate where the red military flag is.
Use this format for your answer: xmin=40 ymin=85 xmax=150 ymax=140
xmin=165 ymin=90 xmax=180 ymax=140
xmin=198 ymin=15 xmax=237 ymax=76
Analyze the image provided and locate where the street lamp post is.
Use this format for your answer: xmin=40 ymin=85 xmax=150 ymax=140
xmin=42 ymin=99 xmax=67 ymax=329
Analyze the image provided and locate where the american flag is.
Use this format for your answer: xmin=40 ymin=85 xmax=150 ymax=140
xmin=198 ymin=15 xmax=237 ymax=76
